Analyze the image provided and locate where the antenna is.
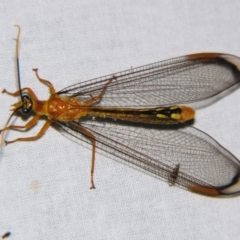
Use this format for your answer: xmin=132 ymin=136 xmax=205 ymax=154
xmin=13 ymin=25 xmax=23 ymax=102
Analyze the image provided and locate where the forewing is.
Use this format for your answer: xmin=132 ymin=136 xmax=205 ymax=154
xmin=57 ymin=53 xmax=240 ymax=107
xmin=56 ymin=119 xmax=240 ymax=190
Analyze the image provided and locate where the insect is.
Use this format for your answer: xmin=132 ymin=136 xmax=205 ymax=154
xmin=1 ymin=25 xmax=240 ymax=196
xmin=1 ymin=232 xmax=11 ymax=239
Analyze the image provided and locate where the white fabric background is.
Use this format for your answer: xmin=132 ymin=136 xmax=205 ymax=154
xmin=1 ymin=1 xmax=240 ymax=239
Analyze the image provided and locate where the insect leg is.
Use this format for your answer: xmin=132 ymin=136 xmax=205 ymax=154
xmin=84 ymin=76 xmax=115 ymax=105
xmin=32 ymin=68 xmax=56 ymax=94
xmin=75 ymin=124 xmax=96 ymax=189
xmin=1 ymin=115 xmax=40 ymax=133
xmin=4 ymin=120 xmax=51 ymax=145
xmin=2 ymin=87 xmax=37 ymax=99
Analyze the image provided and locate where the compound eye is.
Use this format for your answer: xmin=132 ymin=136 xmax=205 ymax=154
xmin=21 ymin=95 xmax=32 ymax=114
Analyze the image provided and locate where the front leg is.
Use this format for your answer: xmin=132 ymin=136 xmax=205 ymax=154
xmin=32 ymin=68 xmax=56 ymax=95
xmin=1 ymin=115 xmax=40 ymax=133
xmin=4 ymin=120 xmax=51 ymax=145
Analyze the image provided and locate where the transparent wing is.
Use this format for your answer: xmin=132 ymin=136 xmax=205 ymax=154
xmin=56 ymin=119 xmax=240 ymax=195
xmin=57 ymin=53 xmax=240 ymax=107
